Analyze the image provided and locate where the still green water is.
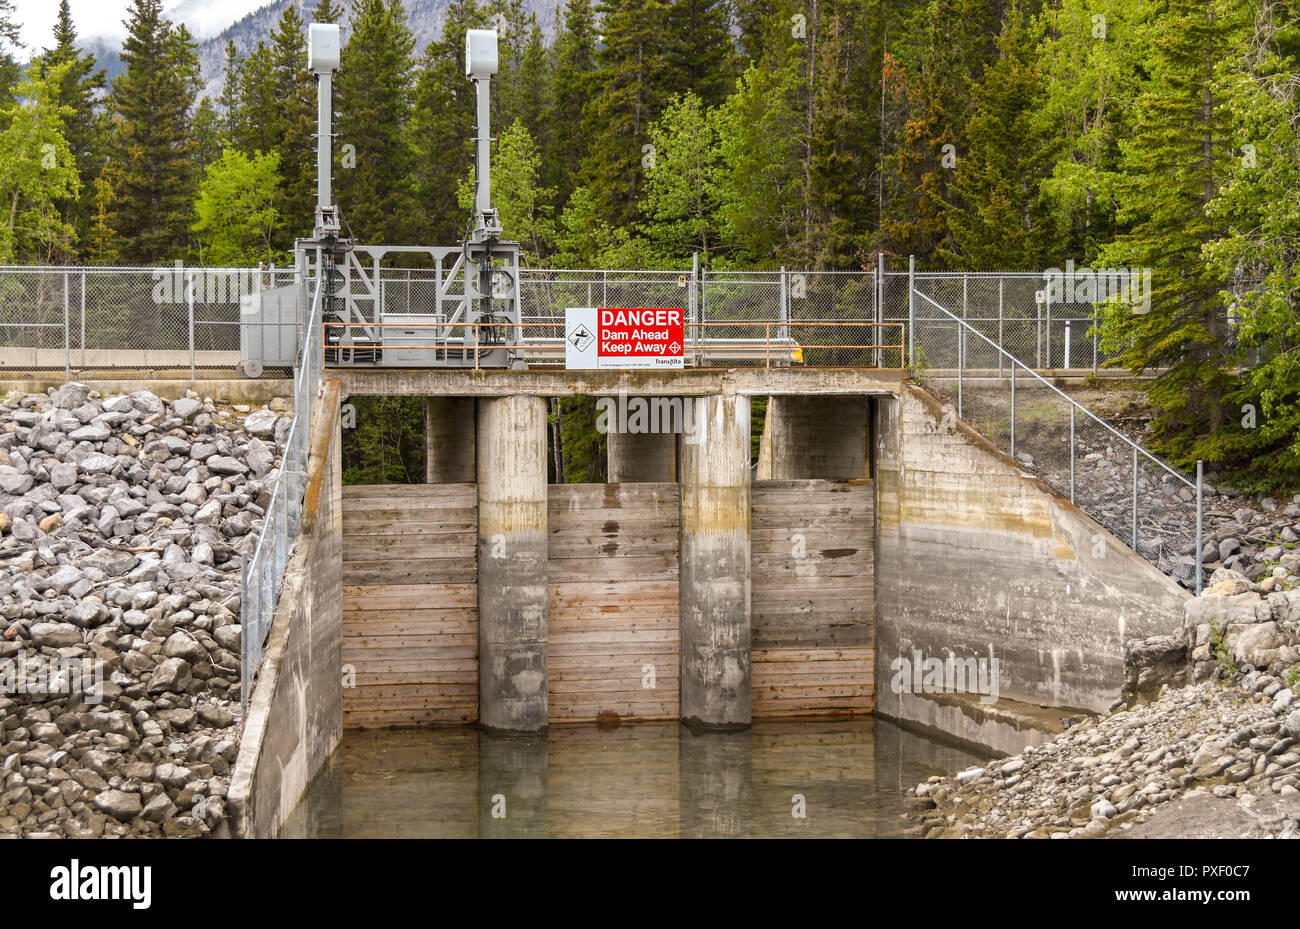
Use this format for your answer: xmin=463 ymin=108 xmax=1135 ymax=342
xmin=282 ymin=718 xmax=988 ymax=838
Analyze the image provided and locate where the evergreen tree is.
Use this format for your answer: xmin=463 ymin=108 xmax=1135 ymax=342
xmin=546 ymin=0 xmax=598 ymax=204
xmin=411 ymin=0 xmax=491 ymax=242
xmin=876 ymin=0 xmax=1003 ymax=265
xmin=1198 ymin=0 xmax=1300 ymax=489
xmin=87 ymin=161 xmax=123 ymax=264
xmin=107 ymin=0 xmax=201 ymax=263
xmin=0 ymin=0 xmax=20 ymax=120
xmin=1035 ymin=0 xmax=1148 ymax=261
xmin=217 ymin=40 xmax=243 ymax=140
xmin=268 ymin=5 xmax=317 ymax=243
xmin=34 ymin=0 xmax=108 ymax=258
xmin=314 ymin=0 xmax=345 ymax=24
xmin=336 ymin=0 xmax=418 ymax=243
xmin=803 ymin=0 xmax=878 ymax=268
xmin=662 ymin=0 xmax=736 ymax=107
xmin=579 ymin=0 xmax=673 ymax=226
xmin=192 ymin=98 xmax=223 ymax=173
xmin=938 ymin=1 xmax=1058 ymax=269
xmin=714 ymin=35 xmax=805 ymax=263
xmin=236 ymin=42 xmax=277 ymax=155
xmin=509 ymin=16 xmax=550 ymax=144
xmin=1095 ymin=0 xmax=1237 ymax=462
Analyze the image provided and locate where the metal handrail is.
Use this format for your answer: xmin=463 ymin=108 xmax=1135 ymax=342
xmin=240 ymin=274 xmax=324 ymax=716
xmin=912 ymin=287 xmax=1203 ymax=592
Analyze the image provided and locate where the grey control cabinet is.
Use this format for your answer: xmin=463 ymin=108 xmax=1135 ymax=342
xmin=238 ymin=284 xmax=300 ymax=377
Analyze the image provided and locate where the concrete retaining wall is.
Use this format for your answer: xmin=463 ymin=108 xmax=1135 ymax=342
xmin=874 ymin=385 xmax=1189 ymax=720
xmin=0 ymin=377 xmax=292 ymax=404
xmin=228 ymin=381 xmax=344 ymax=838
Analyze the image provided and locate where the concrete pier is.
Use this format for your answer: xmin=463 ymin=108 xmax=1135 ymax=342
xmin=679 ymin=393 xmax=752 ymax=730
xmin=607 ymin=427 xmax=677 ymax=482
xmin=758 ymin=395 xmax=870 ymax=479
xmin=477 ymin=395 xmax=549 ymax=732
xmin=425 ymin=397 xmax=476 ymax=482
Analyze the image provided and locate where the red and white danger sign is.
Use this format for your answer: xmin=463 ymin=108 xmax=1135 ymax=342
xmin=565 ymin=307 xmax=685 ymax=370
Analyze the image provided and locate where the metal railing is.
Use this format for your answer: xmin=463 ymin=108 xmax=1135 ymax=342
xmin=320 ymin=320 xmax=906 ymax=370
xmin=912 ymin=287 xmax=1203 ymax=592
xmin=239 ymin=275 xmax=324 ymax=716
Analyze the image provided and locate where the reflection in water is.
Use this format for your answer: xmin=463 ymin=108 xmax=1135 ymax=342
xmin=282 ymin=718 xmax=989 ymax=838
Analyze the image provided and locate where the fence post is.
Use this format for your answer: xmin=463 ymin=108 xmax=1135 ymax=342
xmin=1036 ymin=291 xmax=1044 ymax=369
xmin=79 ymin=268 xmax=86 ymax=369
xmin=63 ymin=271 xmax=70 ymax=380
xmin=1069 ymin=405 xmax=1076 ymax=503
xmin=998 ymin=277 xmax=1004 ymax=378
xmin=1131 ymin=447 xmax=1139 ymax=550
xmin=1064 ymin=319 xmax=1072 ymax=369
xmin=961 ymin=272 xmax=967 ymax=382
xmin=1196 ymin=460 xmax=1204 ymax=594
xmin=1010 ymin=365 xmax=1016 ymax=459
xmin=1092 ymin=308 xmax=1098 ymax=375
xmin=187 ymin=273 xmax=196 ymax=380
xmin=876 ymin=252 xmax=885 ymax=368
xmin=957 ymin=316 xmax=963 ymax=419
xmin=779 ymin=265 xmax=788 ymax=341
xmin=907 ymin=255 xmax=915 ymax=373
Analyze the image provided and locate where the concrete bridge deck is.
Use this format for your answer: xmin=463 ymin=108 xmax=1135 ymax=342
xmin=330 ymin=366 xmax=906 ymax=398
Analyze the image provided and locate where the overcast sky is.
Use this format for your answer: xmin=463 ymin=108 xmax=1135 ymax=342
xmin=9 ymin=0 xmax=270 ymax=50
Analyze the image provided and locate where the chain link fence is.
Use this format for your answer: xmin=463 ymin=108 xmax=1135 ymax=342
xmin=240 ymin=276 xmax=322 ymax=717
xmin=0 ymin=262 xmax=1167 ymax=377
xmin=0 ymin=265 xmax=295 ymax=376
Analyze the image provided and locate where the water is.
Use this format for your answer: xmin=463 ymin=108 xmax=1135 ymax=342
xmin=282 ymin=718 xmax=989 ymax=838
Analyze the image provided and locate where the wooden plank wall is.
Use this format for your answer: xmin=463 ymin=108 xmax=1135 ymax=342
xmin=342 ymin=483 xmax=478 ymax=729
xmin=548 ymin=483 xmax=680 ymax=723
xmin=751 ymin=479 xmax=875 ymax=717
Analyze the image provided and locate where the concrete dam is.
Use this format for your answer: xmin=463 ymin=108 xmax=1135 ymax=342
xmin=231 ymin=364 xmax=1189 ymax=837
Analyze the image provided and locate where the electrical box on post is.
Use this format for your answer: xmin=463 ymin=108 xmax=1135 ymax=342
xmin=465 ymin=29 xmax=498 ymax=78
xmin=308 ymin=23 xmax=340 ymax=72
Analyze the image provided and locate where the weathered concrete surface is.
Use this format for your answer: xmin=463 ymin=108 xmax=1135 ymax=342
xmin=607 ymin=428 xmax=677 ymax=482
xmin=888 ymin=691 xmax=1080 ymax=756
xmin=679 ymin=393 xmax=752 ymax=729
xmin=0 ymin=348 xmax=240 ymax=371
xmin=757 ymin=395 xmax=870 ymax=480
xmin=425 ymin=396 xmax=476 ymax=482
xmin=0 ymin=377 xmax=292 ymax=403
xmin=874 ymin=386 xmax=1189 ymax=723
xmin=229 ymin=381 xmax=344 ymax=838
xmin=477 ymin=395 xmax=549 ymax=732
xmin=337 ymin=366 xmax=903 ymax=399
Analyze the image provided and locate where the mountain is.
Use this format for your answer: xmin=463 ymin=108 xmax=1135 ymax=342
xmin=68 ymin=0 xmax=565 ymax=101
xmin=194 ymin=0 xmax=565 ymax=100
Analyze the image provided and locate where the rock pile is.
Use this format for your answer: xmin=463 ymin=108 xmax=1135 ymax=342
xmin=908 ymin=675 xmax=1300 ymax=838
xmin=0 ymin=383 xmax=289 ymax=837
